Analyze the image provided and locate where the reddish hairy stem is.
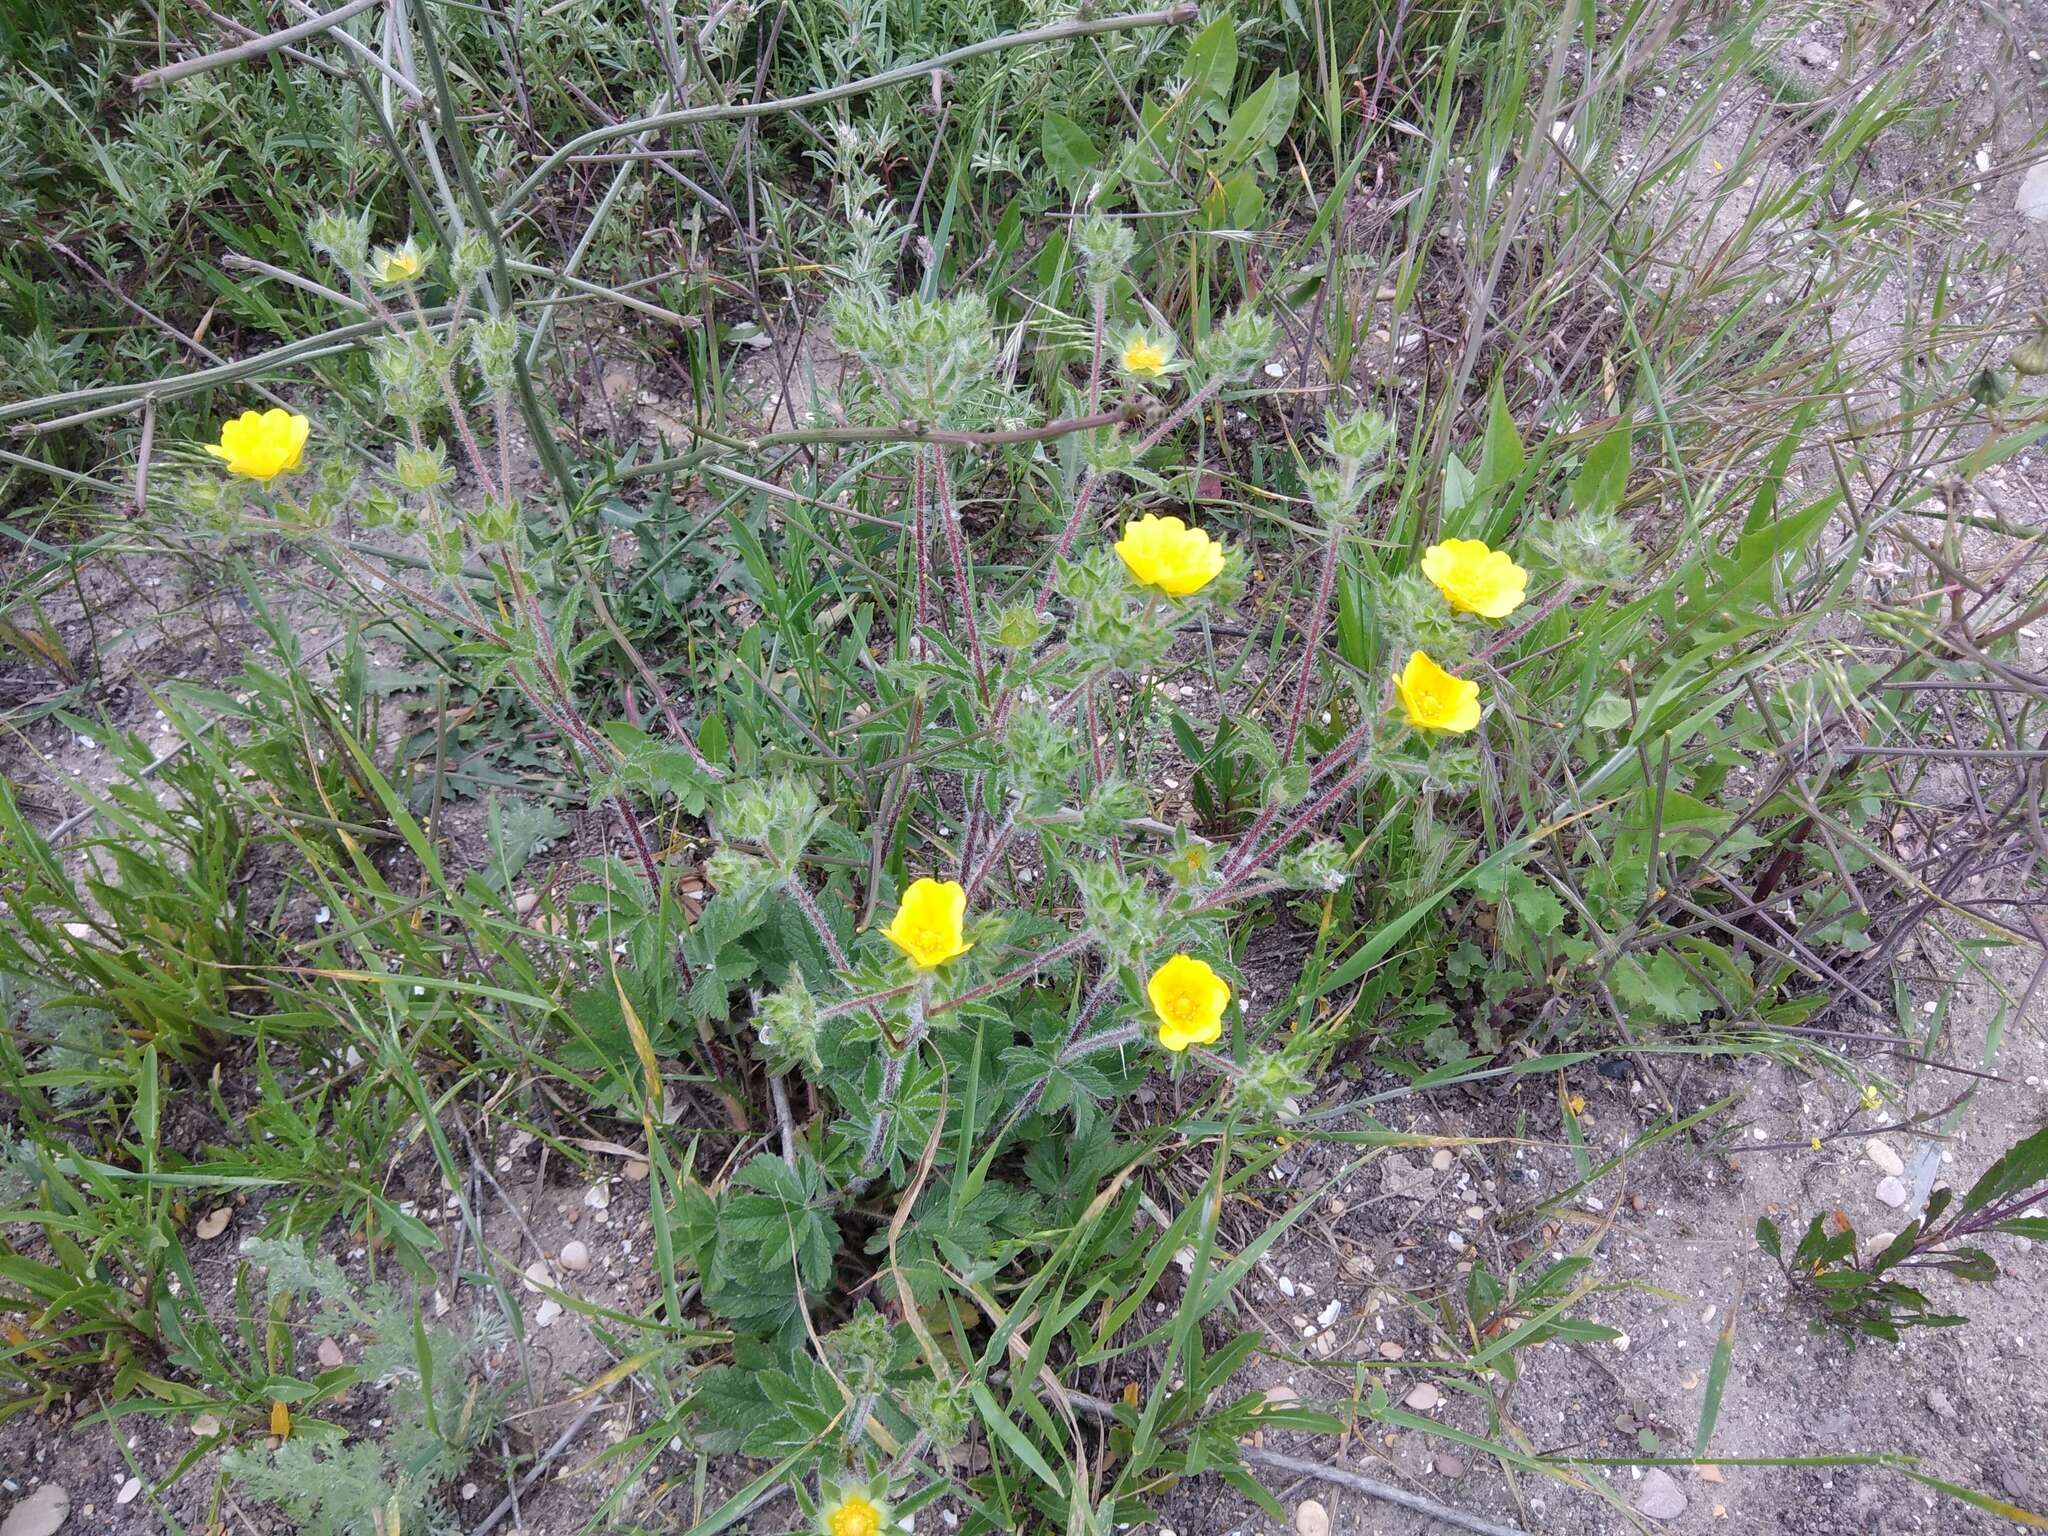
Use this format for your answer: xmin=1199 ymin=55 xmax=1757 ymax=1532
xmin=1279 ymin=521 xmax=1342 ymax=766
xmin=931 ymin=445 xmax=989 ymax=700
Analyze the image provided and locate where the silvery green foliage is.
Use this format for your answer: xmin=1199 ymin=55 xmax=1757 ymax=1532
xmin=1000 ymin=704 xmax=1081 ymax=812
xmin=1530 ymin=506 xmax=1643 ymax=588
xmin=369 ymin=331 xmax=444 ymax=426
xmin=705 ymin=775 xmax=825 ymax=908
xmin=753 ymin=971 xmax=824 ymax=1073
xmin=308 ymin=208 xmax=372 ymax=276
xmin=830 ymin=290 xmax=998 ymax=420
xmin=1073 ymin=211 xmax=1136 ymax=290
xmin=1378 ymin=569 xmax=1470 ymax=665
xmin=1074 ymin=859 xmax=1162 ymax=969
xmin=1196 ymin=305 xmax=1279 ymax=379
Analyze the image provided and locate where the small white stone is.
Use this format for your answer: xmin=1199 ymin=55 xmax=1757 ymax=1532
xmin=1875 ymin=1177 xmax=1910 ymax=1209
xmin=1316 ymin=1299 xmax=1341 ymax=1328
xmin=559 ymin=1240 xmax=591 ymax=1273
xmin=115 ymin=1478 xmax=141 ymax=1506
xmin=522 ymin=1258 xmax=554 ymax=1293
xmin=462 ymin=1484 xmax=479 ymax=1501
xmin=1278 ymin=1276 xmax=1297 ymax=1298
xmin=534 ymin=1298 xmax=563 ymax=1328
xmin=584 ymin=1182 xmax=611 ymax=1210
xmin=1865 ymin=1141 xmax=1905 ymax=1178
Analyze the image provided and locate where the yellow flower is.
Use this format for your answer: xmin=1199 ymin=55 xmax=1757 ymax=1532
xmin=372 ymin=240 xmax=422 ymax=284
xmin=1115 ymin=514 xmax=1227 ymax=598
xmin=1567 ymin=1092 xmax=1586 ymax=1116
xmin=1147 ymin=953 xmax=1231 ymax=1052
xmin=205 ymin=408 xmax=310 ymax=483
xmin=1420 ymin=538 xmax=1528 ymax=619
xmin=1860 ymin=1084 xmax=1883 ymax=1113
xmin=1119 ymin=329 xmax=1173 ymax=378
xmin=823 ymin=1492 xmax=883 ymax=1536
xmin=1811 ymin=1136 xmax=1823 ymax=1152
xmin=1395 ymin=650 xmax=1482 ymax=734
xmin=882 ymin=877 xmax=972 ymax=970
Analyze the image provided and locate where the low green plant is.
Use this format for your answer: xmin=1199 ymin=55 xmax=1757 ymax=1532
xmin=1760 ymin=1121 xmax=2048 ymax=1342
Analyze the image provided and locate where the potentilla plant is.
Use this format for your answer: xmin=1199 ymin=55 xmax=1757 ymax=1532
xmin=159 ymin=196 xmax=1621 ymax=1524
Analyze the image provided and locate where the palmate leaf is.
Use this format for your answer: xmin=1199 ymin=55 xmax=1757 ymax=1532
xmin=719 ymin=1153 xmax=837 ymax=1293
xmin=693 ymin=1341 xmax=842 ymax=1461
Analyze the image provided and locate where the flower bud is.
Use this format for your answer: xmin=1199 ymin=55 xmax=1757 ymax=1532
xmin=1529 ymin=507 xmax=1641 ymax=589
xmin=395 ymin=441 xmax=452 ymax=493
xmin=470 ymin=315 xmax=520 ymax=397
xmin=1324 ymin=408 xmax=1393 ymax=469
xmin=1073 ymin=212 xmax=1135 ymax=289
xmin=467 ymin=495 xmax=519 ymax=546
xmin=449 ymin=230 xmax=494 ymax=294
xmin=1197 ymin=306 xmax=1278 ymax=379
xmin=308 ymin=209 xmax=371 ymax=275
xmin=753 ymin=972 xmax=823 ymax=1073
xmin=370 ymin=333 xmax=442 ymax=425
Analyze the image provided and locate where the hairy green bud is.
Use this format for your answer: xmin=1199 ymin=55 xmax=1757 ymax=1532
xmin=753 ymin=971 xmax=824 ymax=1074
xmin=1232 ymin=1050 xmax=1312 ymax=1122
xmin=1324 ymin=407 xmax=1394 ymax=470
xmin=470 ymin=315 xmax=520 ymax=397
xmin=308 ymin=208 xmax=371 ymax=275
xmin=1075 ymin=850 xmax=1160 ymax=967
xmin=830 ymin=290 xmax=995 ymax=418
xmin=1073 ymin=212 xmax=1136 ymax=289
xmin=718 ymin=774 xmax=824 ymax=881
xmin=1197 ymin=306 xmax=1278 ymax=379
xmin=824 ymin=1303 xmax=895 ymax=1395
xmin=370 ymin=333 xmax=443 ymax=426
xmin=466 ymin=496 xmax=519 ymax=546
xmin=1272 ymin=836 xmax=1347 ymax=892
xmin=903 ymin=1375 xmax=973 ymax=1448
xmin=449 ymin=231 xmax=494 ymax=294
xmin=1529 ymin=506 xmax=1641 ymax=589
xmin=992 ymin=600 xmax=1048 ymax=653
xmin=1379 ymin=569 xmax=1467 ymax=663
xmin=394 ymin=441 xmax=452 ymax=493
xmin=1001 ymin=704 xmax=1079 ymax=811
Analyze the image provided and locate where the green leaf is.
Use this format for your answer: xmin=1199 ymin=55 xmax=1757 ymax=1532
xmin=1584 ymin=692 xmax=1631 ymax=730
xmin=1215 ymin=71 xmax=1298 ymax=170
xmin=1441 ymin=452 xmax=1478 ymax=517
xmin=1040 ymin=111 xmax=1100 ymax=192
xmin=1478 ymin=378 xmax=1525 ymax=489
xmin=479 ymin=793 xmax=569 ymax=894
xmin=1611 ymin=952 xmax=1711 ymax=1025
xmin=1962 ymin=1122 xmax=2048 ymax=1214
xmin=1694 ymin=1303 xmax=1736 ymax=1456
xmin=971 ymin=1380 xmax=1065 ymax=1493
xmin=1183 ymin=13 xmax=1237 ymax=105
xmin=1570 ymin=426 xmax=1630 ymax=516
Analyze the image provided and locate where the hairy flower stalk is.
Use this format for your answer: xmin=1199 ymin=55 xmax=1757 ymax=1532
xmin=930 ymin=446 xmax=988 ymax=700
xmin=1209 ymin=755 xmax=1376 ymax=906
xmin=861 ymin=976 xmax=931 ymax=1173
xmin=1279 ymin=519 xmax=1342 ymax=766
xmin=911 ymin=447 xmax=933 ymax=643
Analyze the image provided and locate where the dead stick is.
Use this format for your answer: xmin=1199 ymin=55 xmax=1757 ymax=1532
xmin=132 ymin=0 xmax=381 ymax=89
